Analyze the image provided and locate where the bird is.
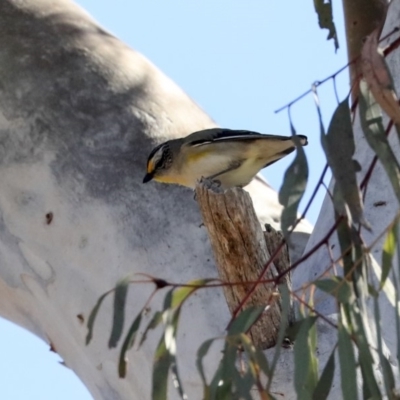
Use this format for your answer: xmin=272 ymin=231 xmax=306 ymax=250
xmin=143 ymin=128 xmax=308 ymax=189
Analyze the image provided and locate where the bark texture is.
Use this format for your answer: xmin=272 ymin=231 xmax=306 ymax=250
xmin=342 ymin=0 xmax=388 ymax=98
xmin=195 ymin=183 xmax=292 ymax=349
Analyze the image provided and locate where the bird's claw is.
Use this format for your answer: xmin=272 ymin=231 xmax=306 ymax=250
xmin=200 ymin=176 xmax=222 ymax=191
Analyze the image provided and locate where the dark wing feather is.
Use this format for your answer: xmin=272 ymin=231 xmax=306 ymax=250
xmin=185 ymin=128 xmax=307 ymax=147
xmin=263 ymin=147 xmax=295 ymax=168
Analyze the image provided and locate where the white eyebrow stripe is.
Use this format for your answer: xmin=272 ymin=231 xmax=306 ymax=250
xmin=212 ymin=134 xmax=264 ymax=141
xmin=190 ymin=141 xmax=213 ymax=147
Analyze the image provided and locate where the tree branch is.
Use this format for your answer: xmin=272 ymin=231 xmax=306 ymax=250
xmin=195 ymin=181 xmax=292 ymax=348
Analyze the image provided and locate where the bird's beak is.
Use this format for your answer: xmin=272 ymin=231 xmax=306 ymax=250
xmin=143 ymin=172 xmax=154 ymax=183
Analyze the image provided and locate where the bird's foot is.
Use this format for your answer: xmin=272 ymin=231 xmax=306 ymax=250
xmin=200 ymin=176 xmax=223 ymax=192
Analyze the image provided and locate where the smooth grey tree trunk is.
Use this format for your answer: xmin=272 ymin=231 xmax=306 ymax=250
xmin=0 ymin=1 xmax=312 ymax=399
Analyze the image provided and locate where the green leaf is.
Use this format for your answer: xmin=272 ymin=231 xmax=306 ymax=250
xmin=196 ymin=339 xmax=215 ymax=388
xmin=338 ymin=323 xmax=358 ymax=400
xmin=153 ymin=307 xmax=187 ymax=400
xmin=314 ymin=0 xmax=339 ymax=51
xmin=153 ymin=283 xmax=199 ymax=400
xmin=170 ymin=355 xmax=187 ymax=400
xmin=138 ymin=311 xmax=163 ymax=348
xmin=369 ymin=254 xmax=398 ymax=309
xmin=237 ymin=334 xmax=271 ymax=398
xmin=241 ymin=333 xmax=270 ymax=376
xmin=351 ymin=307 xmax=381 ymax=399
xmin=171 ymin=279 xmax=214 ymax=309
xmin=359 ymin=80 xmax=400 ymax=204
xmin=207 ymin=365 xmax=223 ymax=400
xmin=86 ymin=290 xmax=112 ymax=345
xmin=294 ymin=316 xmax=319 ymax=399
xmin=232 ymin=368 xmax=254 ymax=400
xmin=381 ymin=356 xmax=395 ymax=398
xmin=314 ymin=277 xmax=353 ymax=303
xmin=209 ymin=341 xmax=237 ymax=400
xmin=322 ymin=98 xmax=369 ymax=229
xmin=392 ymin=268 xmax=400 ymax=377
xmin=286 ymin=316 xmax=318 ymax=342
xmin=279 ymin=123 xmax=309 ymax=237
xmin=138 ymin=289 xmax=172 ymax=349
xmin=118 ymin=312 xmax=142 ymax=378
xmin=373 ymin=296 xmax=395 ymax=398
xmin=335 ymin=210 xmax=357 ymax=275
xmin=312 ymin=348 xmax=336 ymax=400
xmin=148 ymin=281 xmax=210 ymax=398
xmin=228 ymin=305 xmax=266 ymax=336
xmin=162 ymin=289 xmax=174 ymax=310
xmin=210 ymin=374 xmax=233 ymax=400
xmin=108 ymin=276 xmax=130 ymax=348
xmin=152 ymin=334 xmax=172 ymax=400
xmin=267 ymin=284 xmax=291 ymax=391
xmin=381 ymin=222 xmax=399 ymax=289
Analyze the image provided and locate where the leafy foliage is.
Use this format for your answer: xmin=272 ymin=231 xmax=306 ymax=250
xmin=313 ymin=0 xmax=339 ymax=51
xmin=86 ymin=23 xmax=400 ymax=400
xmin=279 ymin=122 xmax=309 ymax=238
xmin=321 ymin=98 xmax=370 ymax=228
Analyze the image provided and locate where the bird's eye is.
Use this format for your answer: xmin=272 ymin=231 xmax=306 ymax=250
xmin=155 ymin=159 xmax=164 ymax=170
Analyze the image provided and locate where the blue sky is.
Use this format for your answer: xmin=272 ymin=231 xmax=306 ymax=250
xmin=0 ymin=1 xmax=349 ymax=399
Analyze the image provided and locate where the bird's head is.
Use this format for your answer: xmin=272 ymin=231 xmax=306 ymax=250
xmin=143 ymin=142 xmax=175 ymax=184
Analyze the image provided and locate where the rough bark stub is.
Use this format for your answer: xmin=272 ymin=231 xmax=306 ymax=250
xmin=264 ymin=225 xmax=295 ymax=324
xmin=195 ymin=182 xmax=291 ymax=348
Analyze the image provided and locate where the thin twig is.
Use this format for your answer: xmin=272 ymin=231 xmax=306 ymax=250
xmin=227 ymin=165 xmax=330 ymax=326
xmin=274 ymin=63 xmax=353 ymax=114
xmin=291 ymin=291 xmax=338 ymax=329
xmin=275 ymin=28 xmax=400 ymax=114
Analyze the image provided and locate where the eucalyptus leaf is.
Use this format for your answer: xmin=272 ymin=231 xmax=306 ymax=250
xmin=239 ymin=333 xmax=270 ymax=377
xmin=314 ymin=277 xmax=352 ymax=304
xmin=351 ymin=308 xmax=381 ymax=398
xmin=267 ymin=284 xmax=291 ymax=391
xmin=139 ymin=289 xmax=179 ymax=349
xmin=118 ymin=312 xmax=142 ymax=378
xmin=338 ymin=323 xmax=358 ymax=400
xmin=335 ymin=211 xmax=356 ymax=275
xmin=374 ymin=296 xmax=395 ymax=397
xmin=171 ymin=279 xmax=214 ymax=309
xmin=370 ymin=254 xmax=397 ymax=308
xmin=381 ymin=221 xmax=399 ymax=289
xmin=294 ymin=316 xmax=319 ymax=399
xmin=322 ymin=98 xmax=369 ymax=229
xmin=228 ymin=305 xmax=266 ymax=336
xmin=138 ymin=311 xmax=163 ymax=348
xmin=209 ymin=342 xmax=237 ymax=400
xmin=286 ymin=316 xmax=318 ymax=342
xmin=152 ymin=335 xmax=172 ymax=400
xmin=314 ymin=0 xmax=339 ymax=51
xmin=232 ymin=368 xmax=254 ymax=400
xmin=279 ymin=123 xmax=308 ymax=237
xmin=153 ymin=307 xmax=187 ymax=400
xmin=312 ymin=348 xmax=336 ymax=400
xmin=196 ymin=338 xmax=215 ymax=387
xmin=392 ymin=269 xmax=400 ymax=377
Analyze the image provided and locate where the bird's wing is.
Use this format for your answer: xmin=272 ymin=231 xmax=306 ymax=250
xmin=184 ymin=128 xmax=307 ymax=147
